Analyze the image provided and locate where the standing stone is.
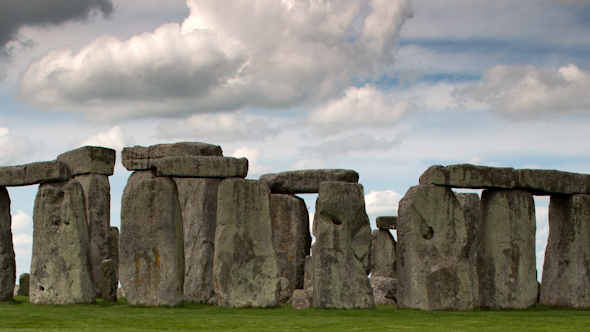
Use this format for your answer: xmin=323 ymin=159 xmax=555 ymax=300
xmin=75 ymin=173 xmax=110 ymax=297
xmin=16 ymin=273 xmax=30 ymax=296
xmin=174 ymin=177 xmax=219 ymax=303
xmin=397 ymin=185 xmax=473 ymax=311
xmin=478 ymin=189 xmax=537 ymax=309
xmin=101 ymin=259 xmax=117 ymax=301
xmin=107 ymin=227 xmax=119 ymax=282
xmin=541 ymin=194 xmax=590 ymax=307
xmin=304 ymin=255 xmax=313 ymax=300
xmin=30 ymin=179 xmax=95 ymax=304
xmin=0 ymin=186 xmax=15 ymax=301
xmin=312 ymin=181 xmax=374 ymax=309
xmin=270 ymin=194 xmax=311 ymax=292
xmin=120 ymin=170 xmax=184 ymax=306
xmin=455 ymin=192 xmax=482 ymax=306
xmin=289 ymin=289 xmax=310 ymax=309
xmin=371 ymin=229 xmax=396 ymax=278
xmin=214 ymin=178 xmax=280 ymax=308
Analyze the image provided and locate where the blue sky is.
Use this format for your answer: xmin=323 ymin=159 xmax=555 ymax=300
xmin=2 ymin=0 xmax=590 ymax=280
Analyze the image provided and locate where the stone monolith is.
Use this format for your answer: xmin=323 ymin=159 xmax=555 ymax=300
xmin=107 ymin=227 xmax=119 ymax=281
xmin=101 ymin=259 xmax=117 ymax=301
xmin=0 ymin=186 xmax=15 ymax=301
xmin=455 ymin=192 xmax=481 ymax=306
xmin=371 ymin=229 xmax=396 ymax=278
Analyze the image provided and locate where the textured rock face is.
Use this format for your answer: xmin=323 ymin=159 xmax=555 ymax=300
xmin=270 ymin=194 xmax=311 ymax=291
xmin=120 ymin=170 xmax=184 ymax=306
xmin=312 ymin=181 xmax=374 ymax=309
xmin=541 ymin=194 xmax=590 ymax=307
xmin=371 ymin=230 xmax=396 ymax=278
xmin=123 ymin=156 xmax=249 ymax=178
xmin=478 ymin=189 xmax=537 ymax=309
xmin=57 ymin=146 xmax=116 ymax=176
xmin=0 ymin=160 xmax=71 ymax=187
xmin=419 ymin=165 xmax=519 ymax=189
xmin=122 ymin=142 xmax=223 ymax=160
xmin=259 ymin=169 xmax=359 ymax=194
xmin=16 ymin=273 xmax=30 ymax=296
xmin=455 ymin=192 xmax=482 ymax=306
xmin=75 ymin=174 xmax=110 ymax=297
xmin=101 ymin=259 xmax=117 ymax=302
xmin=107 ymin=227 xmax=119 ymax=282
xmin=30 ymin=179 xmax=95 ymax=304
xmin=304 ymin=255 xmax=313 ymax=299
xmin=370 ymin=276 xmax=398 ymax=305
xmin=397 ymin=185 xmax=473 ymax=311
xmin=0 ymin=187 xmax=15 ymax=301
xmin=278 ymin=277 xmax=292 ymax=303
xmin=289 ymin=289 xmax=310 ymax=309
xmin=518 ymin=169 xmax=590 ymax=195
xmin=214 ymin=178 xmax=280 ymax=308
xmin=376 ymin=216 xmax=397 ymax=230
xmin=174 ymin=177 xmax=219 ymax=303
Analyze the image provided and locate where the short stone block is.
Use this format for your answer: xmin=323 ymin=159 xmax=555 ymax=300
xmin=57 ymin=146 xmax=116 ymax=176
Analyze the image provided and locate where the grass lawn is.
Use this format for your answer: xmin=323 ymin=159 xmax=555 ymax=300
xmin=1 ymin=296 xmax=589 ymax=331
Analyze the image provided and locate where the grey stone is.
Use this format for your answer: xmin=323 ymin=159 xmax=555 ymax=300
xmin=419 ymin=164 xmax=518 ymax=189
xmin=518 ymin=169 xmax=590 ymax=195
xmin=16 ymin=273 xmax=30 ymax=296
xmin=30 ymin=179 xmax=95 ymax=304
xmin=397 ymin=185 xmax=473 ymax=311
xmin=208 ymin=294 xmax=219 ymax=306
xmin=214 ymin=178 xmax=280 ymax=308
xmin=120 ymin=170 xmax=184 ymax=306
xmin=270 ymin=194 xmax=311 ymax=292
xmin=122 ymin=142 xmax=223 ymax=160
xmin=57 ymin=146 xmax=116 ymax=176
xmin=312 ymin=181 xmax=374 ymax=309
xmin=107 ymin=227 xmax=119 ymax=282
xmin=0 ymin=160 xmax=71 ymax=187
xmin=0 ymin=186 xmax=15 ymax=301
xmin=174 ymin=177 xmax=218 ymax=304
xmin=370 ymin=276 xmax=397 ymax=305
xmin=122 ymin=156 xmax=249 ymax=178
xmin=478 ymin=189 xmax=537 ymax=309
xmin=75 ymin=173 xmax=110 ymax=297
xmin=371 ymin=229 xmax=396 ymax=278
xmin=455 ymin=192 xmax=481 ymax=307
xmin=376 ymin=216 xmax=397 ymax=230
xmin=278 ymin=277 xmax=292 ymax=303
xmin=259 ymin=169 xmax=359 ymax=194
xmin=289 ymin=289 xmax=310 ymax=309
xmin=304 ymin=255 xmax=312 ymax=292
xmin=541 ymin=194 xmax=590 ymax=307
xmin=101 ymin=259 xmax=117 ymax=302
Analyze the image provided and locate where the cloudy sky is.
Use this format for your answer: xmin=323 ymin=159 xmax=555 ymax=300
xmin=3 ymin=0 xmax=590 ymax=279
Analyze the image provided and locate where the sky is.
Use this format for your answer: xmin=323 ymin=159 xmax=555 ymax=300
xmin=3 ymin=0 xmax=590 ymax=281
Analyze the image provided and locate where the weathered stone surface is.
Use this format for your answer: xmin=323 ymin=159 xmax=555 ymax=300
xmin=101 ymin=259 xmax=117 ymax=301
xmin=478 ymin=189 xmax=537 ymax=309
xmin=120 ymin=170 xmax=184 ymax=306
xmin=57 ymin=146 xmax=116 ymax=176
xmin=304 ymin=255 xmax=312 ymax=291
xmin=122 ymin=142 xmax=223 ymax=160
xmin=370 ymin=276 xmax=397 ymax=305
xmin=419 ymin=164 xmax=518 ymax=189
xmin=16 ymin=273 xmax=30 ymax=296
xmin=289 ymin=289 xmax=310 ymax=309
xmin=173 ymin=177 xmax=218 ymax=303
xmin=397 ymin=185 xmax=473 ymax=311
xmin=455 ymin=192 xmax=482 ymax=307
xmin=376 ymin=216 xmax=397 ymax=230
xmin=270 ymin=194 xmax=311 ymax=292
xmin=123 ymin=156 xmax=249 ymax=178
xmin=75 ymin=173 xmax=110 ymax=297
xmin=0 ymin=160 xmax=71 ymax=187
xmin=259 ymin=169 xmax=359 ymax=194
xmin=371 ymin=230 xmax=396 ymax=278
xmin=518 ymin=169 xmax=590 ymax=195
xmin=312 ymin=181 xmax=374 ymax=309
xmin=214 ymin=178 xmax=280 ymax=308
xmin=278 ymin=277 xmax=292 ymax=303
xmin=30 ymin=179 xmax=95 ymax=304
xmin=0 ymin=186 xmax=15 ymax=301
xmin=107 ymin=227 xmax=119 ymax=282
xmin=541 ymin=194 xmax=590 ymax=307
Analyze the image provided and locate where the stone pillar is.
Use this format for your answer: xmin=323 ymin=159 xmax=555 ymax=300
xmin=312 ymin=181 xmax=374 ymax=309
xmin=101 ymin=259 xmax=117 ymax=302
xmin=371 ymin=229 xmax=396 ymax=278
xmin=270 ymin=194 xmax=311 ymax=292
xmin=0 ymin=186 xmax=15 ymax=301
xmin=174 ymin=177 xmax=219 ymax=304
xmin=30 ymin=179 xmax=95 ymax=304
xmin=120 ymin=170 xmax=184 ymax=306
xmin=107 ymin=227 xmax=119 ymax=283
xmin=455 ymin=192 xmax=482 ymax=306
xmin=214 ymin=178 xmax=280 ymax=308
xmin=397 ymin=185 xmax=473 ymax=311
xmin=16 ymin=273 xmax=30 ymax=296
xmin=478 ymin=189 xmax=537 ymax=309
xmin=541 ymin=194 xmax=590 ymax=307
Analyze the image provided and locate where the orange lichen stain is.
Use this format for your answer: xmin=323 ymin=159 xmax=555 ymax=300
xmin=134 ymin=251 xmax=142 ymax=286
xmin=153 ymin=247 xmax=160 ymax=268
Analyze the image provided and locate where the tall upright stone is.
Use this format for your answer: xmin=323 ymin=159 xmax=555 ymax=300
xmin=30 ymin=179 xmax=95 ymax=304
xmin=478 ymin=189 xmax=537 ymax=309
xmin=0 ymin=186 xmax=15 ymax=301
xmin=101 ymin=259 xmax=117 ymax=302
xmin=120 ymin=170 xmax=184 ymax=306
xmin=75 ymin=173 xmax=110 ymax=297
xmin=270 ymin=194 xmax=311 ymax=291
xmin=455 ymin=192 xmax=481 ymax=306
xmin=371 ymin=229 xmax=396 ymax=278
xmin=214 ymin=178 xmax=280 ymax=308
xmin=397 ymin=185 xmax=473 ymax=311
xmin=107 ymin=227 xmax=119 ymax=282
xmin=174 ymin=177 xmax=219 ymax=303
xmin=312 ymin=181 xmax=374 ymax=309
xmin=541 ymin=194 xmax=590 ymax=307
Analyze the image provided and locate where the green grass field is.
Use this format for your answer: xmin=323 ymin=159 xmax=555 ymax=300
xmin=1 ymin=296 xmax=589 ymax=331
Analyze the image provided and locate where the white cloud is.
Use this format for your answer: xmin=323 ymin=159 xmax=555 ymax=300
xmin=80 ymin=126 xmax=135 ymax=152
xmin=230 ymin=146 xmax=270 ymax=177
xmin=17 ymin=0 xmax=413 ymax=120
xmin=365 ymin=189 xmax=401 ymax=216
xmin=305 ymin=133 xmax=405 ymax=157
xmin=453 ymin=64 xmax=590 ymax=120
xmin=13 ymin=233 xmax=32 ymax=247
xmin=11 ymin=210 xmax=32 ymax=234
xmin=288 ymin=158 xmax=325 ymax=171
xmin=466 ymin=156 xmax=487 ymax=165
xmin=0 ymin=127 xmax=35 ymax=166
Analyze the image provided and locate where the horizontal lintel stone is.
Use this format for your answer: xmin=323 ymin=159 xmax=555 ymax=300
xmin=122 ymin=156 xmax=248 ymax=178
xmin=376 ymin=216 xmax=397 ymax=230
xmin=57 ymin=146 xmax=116 ymax=176
xmin=259 ymin=169 xmax=359 ymax=194
xmin=517 ymin=169 xmax=590 ymax=195
xmin=122 ymin=142 xmax=222 ymax=160
xmin=0 ymin=160 xmax=71 ymax=187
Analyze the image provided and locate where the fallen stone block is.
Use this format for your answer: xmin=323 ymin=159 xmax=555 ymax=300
xmin=370 ymin=276 xmax=397 ymax=305
xmin=289 ymin=289 xmax=310 ymax=309
xmin=371 ymin=229 xmax=396 ymax=278
xmin=419 ymin=164 xmax=518 ymax=189
xmin=259 ymin=169 xmax=359 ymax=194
xmin=518 ymin=169 xmax=590 ymax=195
xmin=122 ymin=156 xmax=248 ymax=178
xmin=455 ymin=192 xmax=482 ymax=307
xmin=122 ymin=142 xmax=223 ymax=160
xmin=101 ymin=259 xmax=117 ymax=302
xmin=0 ymin=186 xmax=15 ymax=301
xmin=57 ymin=146 xmax=116 ymax=176
xmin=376 ymin=216 xmax=397 ymax=230
xmin=15 ymin=273 xmax=30 ymax=296
xmin=0 ymin=160 xmax=71 ymax=187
